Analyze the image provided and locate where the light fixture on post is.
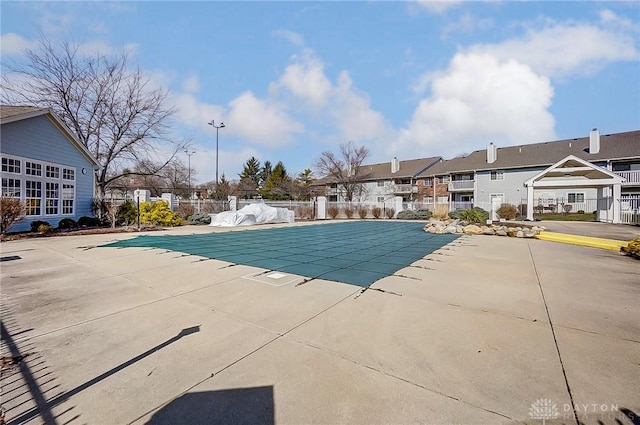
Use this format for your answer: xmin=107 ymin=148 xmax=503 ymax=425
xmin=207 ymin=120 xmax=225 ymax=200
xmin=184 ymin=149 xmax=196 ymax=200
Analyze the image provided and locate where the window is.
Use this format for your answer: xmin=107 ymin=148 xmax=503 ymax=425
xmin=2 ymin=157 xmax=21 ymax=174
xmin=424 ymin=177 xmax=433 ymax=186
xmin=424 ymin=196 xmax=433 ymax=203
xmin=490 ymin=171 xmax=504 ymax=181
xmin=439 ymin=175 xmax=450 ymax=183
xmin=377 ymin=181 xmax=385 ymax=187
xmin=62 ymin=168 xmax=75 ymax=180
xmin=567 ymin=193 xmax=585 ymax=203
xmin=62 ymin=184 xmax=74 ymax=214
xmin=2 ymin=178 xmax=21 ymax=197
xmin=26 ymin=161 xmax=42 ymax=176
xmin=25 ymin=181 xmax=42 ymax=216
xmin=437 ymin=196 xmax=448 ymax=203
xmin=46 ymin=165 xmax=60 ymax=178
xmin=0 ymin=156 xmax=78 ymax=218
xmin=377 ymin=196 xmax=385 ymax=202
xmin=45 ymin=182 xmax=59 ymax=215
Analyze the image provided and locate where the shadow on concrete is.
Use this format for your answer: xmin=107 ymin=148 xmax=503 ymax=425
xmin=1 ymin=304 xmax=67 ymax=425
xmin=5 ymin=326 xmax=200 ymax=425
xmin=146 ymin=386 xmax=275 ymax=425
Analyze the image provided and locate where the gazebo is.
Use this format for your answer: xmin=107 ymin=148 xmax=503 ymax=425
xmin=524 ymin=155 xmax=625 ymax=223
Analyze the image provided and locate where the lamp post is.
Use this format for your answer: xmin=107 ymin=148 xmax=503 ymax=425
xmin=207 ymin=120 xmax=225 ymax=199
xmin=184 ymin=149 xmax=196 ymax=200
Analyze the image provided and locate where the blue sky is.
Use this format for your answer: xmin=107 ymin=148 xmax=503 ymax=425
xmin=2 ymin=1 xmax=639 ymax=184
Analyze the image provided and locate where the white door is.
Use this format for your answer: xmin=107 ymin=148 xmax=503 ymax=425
xmin=491 ymin=194 xmax=503 ymax=221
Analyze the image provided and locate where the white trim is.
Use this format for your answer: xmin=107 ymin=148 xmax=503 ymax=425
xmin=524 ymin=155 xmax=624 ymax=186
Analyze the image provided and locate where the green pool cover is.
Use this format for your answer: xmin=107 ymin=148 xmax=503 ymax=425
xmin=101 ymin=221 xmax=459 ymax=287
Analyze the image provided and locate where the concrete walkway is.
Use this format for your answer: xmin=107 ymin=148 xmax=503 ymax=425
xmin=1 ymin=223 xmax=638 ymax=424
xmin=534 ymin=221 xmax=640 ymax=241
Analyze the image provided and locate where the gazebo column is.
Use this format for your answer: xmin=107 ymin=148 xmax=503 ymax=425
xmin=612 ymin=183 xmax=621 ymax=224
xmin=526 ymin=184 xmax=534 ymax=221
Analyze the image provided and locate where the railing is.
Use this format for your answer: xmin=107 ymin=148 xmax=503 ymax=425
xmin=614 ymin=170 xmax=640 ymax=185
xmin=392 ymin=184 xmax=416 ymax=194
xmin=448 ymin=180 xmax=475 ymax=191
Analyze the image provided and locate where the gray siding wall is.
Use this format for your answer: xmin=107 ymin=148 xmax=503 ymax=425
xmin=475 ymin=167 xmax=540 ymax=207
xmin=475 ymin=166 xmax=599 ymax=209
xmin=1 ymin=115 xmax=96 ymax=232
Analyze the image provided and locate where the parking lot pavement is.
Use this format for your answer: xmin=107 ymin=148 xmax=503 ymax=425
xmin=1 ymin=224 xmax=639 ymax=424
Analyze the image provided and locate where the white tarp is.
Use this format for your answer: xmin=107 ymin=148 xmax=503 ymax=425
xmin=209 ymin=203 xmax=294 ymax=227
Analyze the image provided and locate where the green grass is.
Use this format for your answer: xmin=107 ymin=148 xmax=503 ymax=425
xmin=534 ymin=213 xmax=597 ymax=221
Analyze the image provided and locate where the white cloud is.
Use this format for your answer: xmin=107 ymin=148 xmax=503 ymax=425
xmin=182 ymin=75 xmax=200 ymax=93
xmin=172 ymin=93 xmax=225 ymax=131
xmin=442 ymin=12 xmax=494 ymax=38
xmin=413 ymin=0 xmax=462 ymax=14
xmin=272 ymin=49 xmax=333 ymax=108
xmin=468 ymin=18 xmax=639 ymax=79
xmin=272 ymin=49 xmax=394 ymax=147
xmin=189 ymin=146 xmax=261 ymax=184
xmin=226 ymin=91 xmax=304 ymax=147
xmin=332 ymin=71 xmax=390 ymax=143
xmin=397 ymin=53 xmax=556 ymax=158
xmin=272 ymin=29 xmax=305 ymax=47
xmin=0 ymin=33 xmax=36 ymax=55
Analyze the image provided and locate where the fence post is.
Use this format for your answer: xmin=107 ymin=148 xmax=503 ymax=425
xmin=316 ymin=196 xmax=327 ymax=219
xmin=394 ymin=196 xmax=403 ymax=218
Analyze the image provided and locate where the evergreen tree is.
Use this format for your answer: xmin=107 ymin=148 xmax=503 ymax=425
xmin=263 ymin=161 xmax=291 ymax=200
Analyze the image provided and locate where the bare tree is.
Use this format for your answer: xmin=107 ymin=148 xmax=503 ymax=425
xmin=314 ymin=142 xmax=371 ymax=202
xmin=1 ymin=32 xmax=185 ymax=196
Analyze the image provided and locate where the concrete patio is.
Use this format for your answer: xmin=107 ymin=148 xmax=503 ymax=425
xmin=1 ymin=222 xmax=638 ymax=424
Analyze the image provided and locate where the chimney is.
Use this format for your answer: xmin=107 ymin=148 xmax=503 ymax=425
xmin=391 ymin=157 xmax=400 ymax=173
xmin=589 ymin=128 xmax=600 ymax=154
xmin=487 ymin=142 xmax=497 ymax=164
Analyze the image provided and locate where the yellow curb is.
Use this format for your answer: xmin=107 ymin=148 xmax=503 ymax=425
xmin=535 ymin=231 xmax=629 ymax=252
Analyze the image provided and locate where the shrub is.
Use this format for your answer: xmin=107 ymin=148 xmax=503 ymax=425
xmin=563 ymin=204 xmax=572 ymax=214
xmin=187 ymin=212 xmax=212 ymax=225
xmin=176 ymin=203 xmax=195 ymax=219
xmin=496 ymin=203 xmax=518 ymax=220
xmin=58 ymin=218 xmax=78 ymax=229
xmin=357 ymin=207 xmax=368 ymax=219
xmin=327 ymin=206 xmax=339 ymax=219
xmin=415 ymin=209 xmax=432 ymax=220
xmin=622 ymin=237 xmax=640 ymax=260
xmin=457 ymin=207 xmax=488 ymax=223
xmin=117 ymin=200 xmax=139 ymax=226
xmin=30 ymin=220 xmax=51 ymax=233
xmin=343 ymin=207 xmax=354 ymax=219
xmin=78 ymin=216 xmax=102 ymax=227
xmin=372 ymin=207 xmax=382 ymax=219
xmin=1 ymin=197 xmax=25 ymax=235
xmin=432 ymin=204 xmax=449 ymax=220
xmin=296 ymin=206 xmax=315 ymax=220
xmin=37 ymin=223 xmax=54 ymax=234
xmin=385 ymin=208 xmax=395 ymax=219
xmin=397 ymin=209 xmax=432 ymax=220
xmin=397 ymin=210 xmax=417 ymax=220
xmin=534 ymin=204 xmax=545 ymax=214
xmin=91 ymin=197 xmax=111 ymax=223
xmin=140 ymin=201 xmax=181 ymax=226
xmin=577 ymin=210 xmax=585 ymax=214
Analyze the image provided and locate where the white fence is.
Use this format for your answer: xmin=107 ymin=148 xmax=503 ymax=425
xmin=620 ymin=195 xmax=640 ymax=224
xmin=102 ymin=193 xmax=640 ymax=224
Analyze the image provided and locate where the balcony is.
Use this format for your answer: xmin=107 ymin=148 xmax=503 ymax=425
xmin=615 ymin=170 xmax=640 ymax=186
xmin=448 ymin=180 xmax=475 ymax=192
xmin=392 ymin=184 xmax=418 ymax=194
